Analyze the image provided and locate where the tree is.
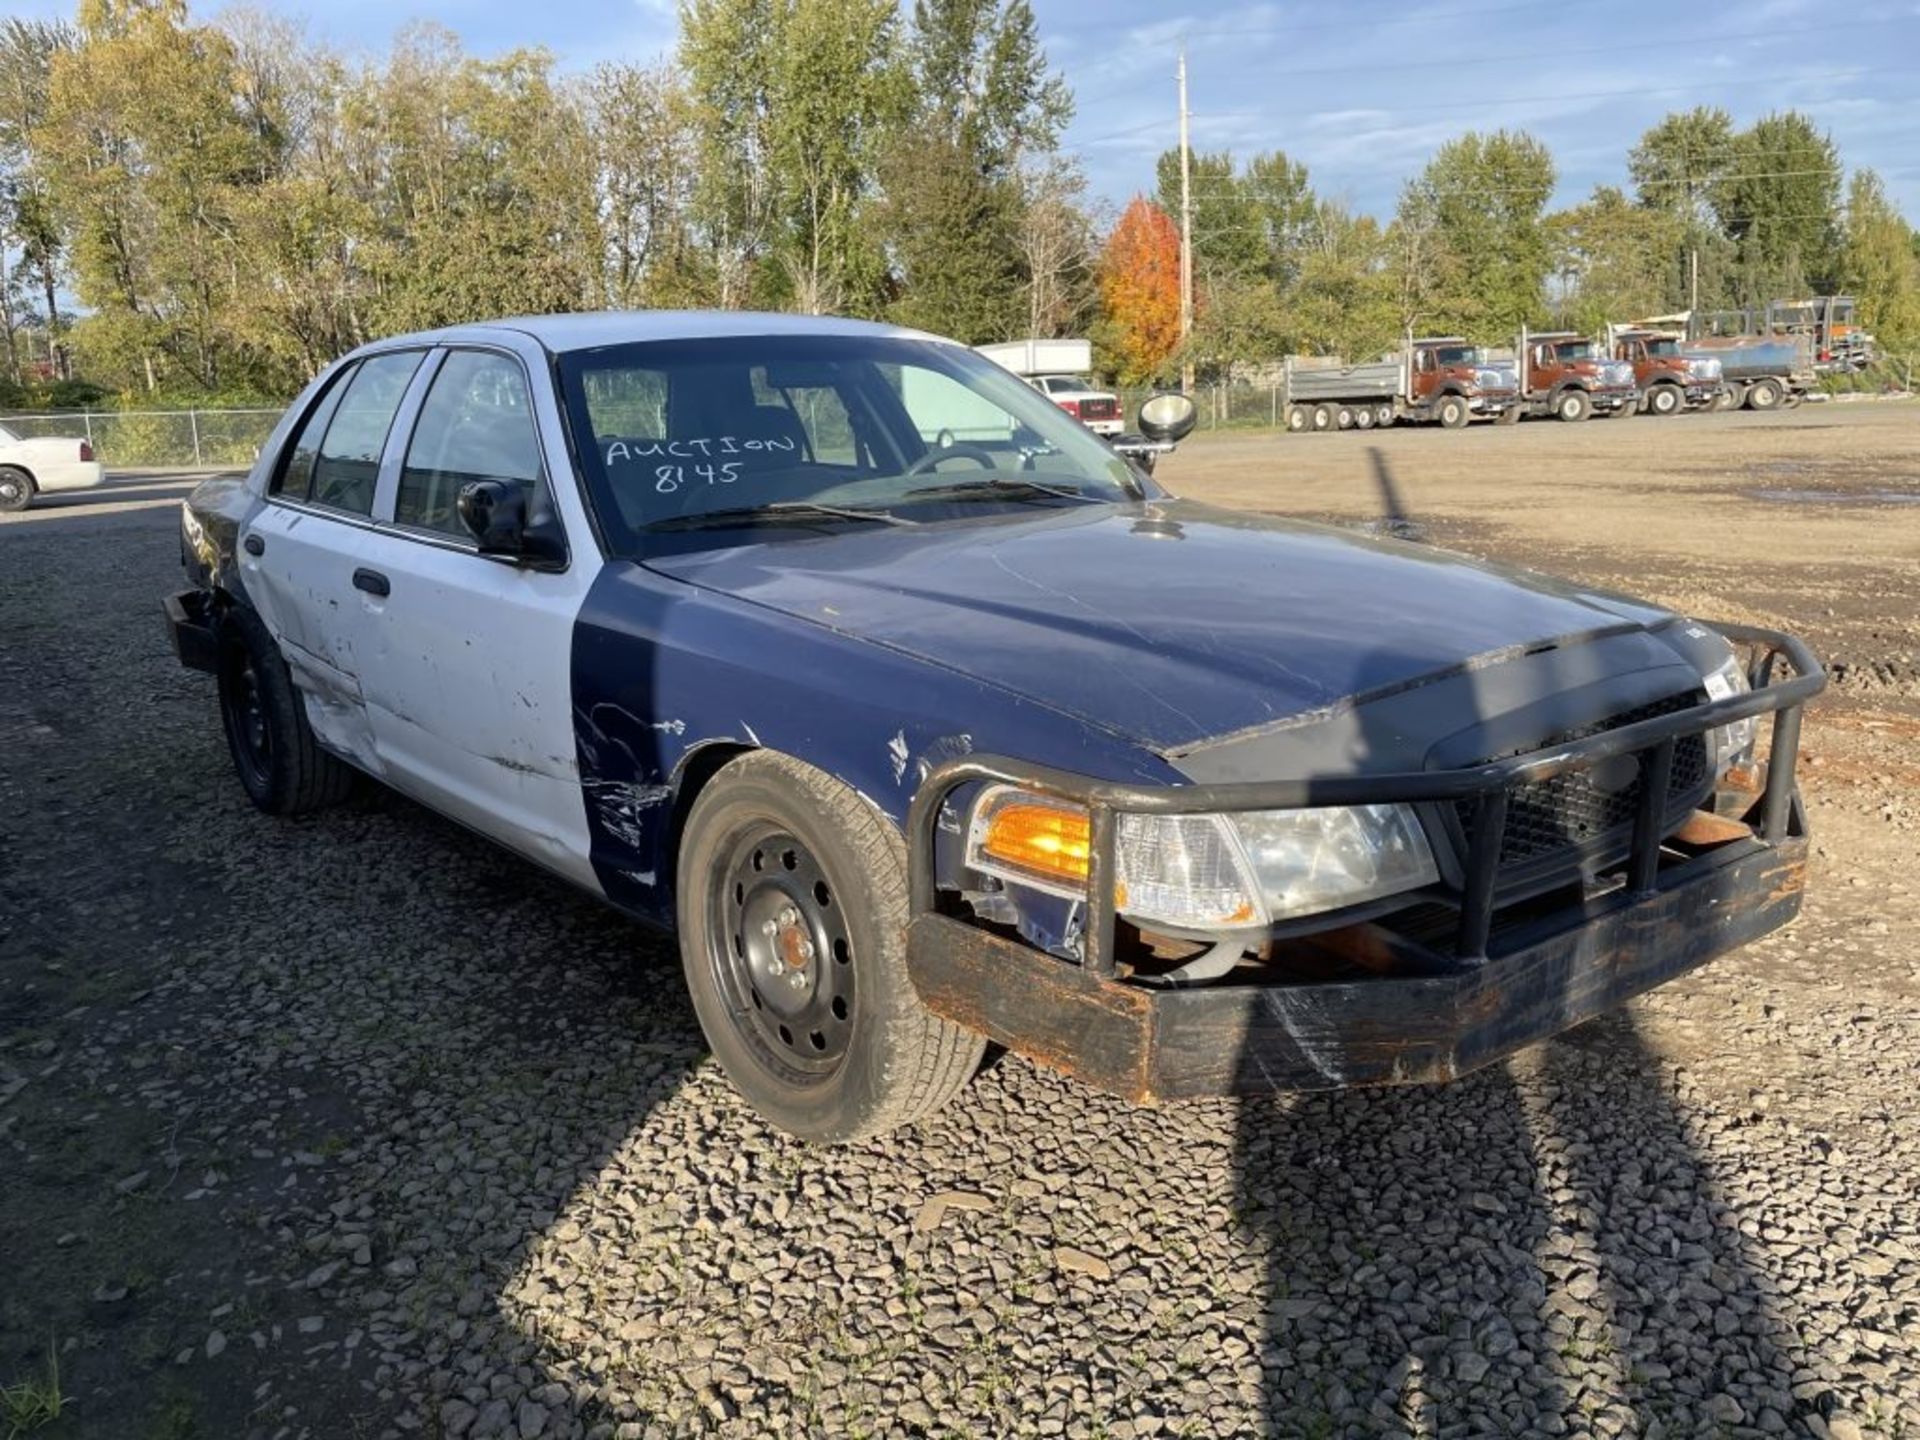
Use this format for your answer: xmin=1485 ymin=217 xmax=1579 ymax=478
xmin=1547 ymin=186 xmax=1682 ymax=332
xmin=877 ymin=0 xmax=1074 ymax=340
xmin=1095 ymin=196 xmax=1180 ymax=384
xmin=1714 ymin=111 xmax=1842 ymax=306
xmin=1841 ymin=169 xmax=1920 ymax=354
xmin=1398 ymin=130 xmax=1555 ymax=339
xmin=1291 ymin=201 xmax=1396 ymax=360
xmin=1154 ymin=147 xmax=1313 ymax=290
xmin=1628 ymin=107 xmax=1736 ymax=311
xmin=1014 ymin=159 xmax=1095 ymax=338
xmin=583 ymin=62 xmax=703 ymax=309
xmin=0 ymin=17 xmax=76 ymax=380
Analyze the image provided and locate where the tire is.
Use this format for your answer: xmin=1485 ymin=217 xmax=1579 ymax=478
xmin=1285 ymin=404 xmax=1311 ymax=433
xmin=0 ymin=465 xmax=34 ymax=513
xmin=1746 ymin=377 xmax=1784 ymax=411
xmin=1311 ymin=403 xmax=1335 ymax=432
xmin=676 ymin=750 xmax=986 ymax=1142
xmin=1496 ymin=404 xmax=1522 ymax=426
xmin=1727 ymin=383 xmax=1751 ymax=411
xmin=1375 ymin=403 xmax=1396 ymax=429
xmin=1436 ymin=394 xmax=1469 ymax=429
xmin=1353 ymin=404 xmax=1375 ymax=430
xmin=216 ymin=604 xmax=355 ymax=815
xmin=1648 ymin=384 xmax=1682 ymax=416
xmin=1334 ymin=405 xmax=1355 ymax=430
xmin=1554 ymin=389 xmax=1591 ymax=423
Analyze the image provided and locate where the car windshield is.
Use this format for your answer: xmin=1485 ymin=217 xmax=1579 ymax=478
xmin=1553 ymin=341 xmax=1594 ymax=361
xmin=1645 ymin=338 xmax=1680 ymax=357
xmin=1431 ymin=345 xmax=1476 ymax=365
xmin=556 ymin=335 xmax=1138 ymax=552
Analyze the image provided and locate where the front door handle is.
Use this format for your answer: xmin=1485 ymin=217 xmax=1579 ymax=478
xmin=352 ymin=567 xmax=391 ymax=598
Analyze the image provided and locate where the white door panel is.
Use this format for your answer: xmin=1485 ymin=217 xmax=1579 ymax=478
xmin=241 ymin=505 xmax=384 ymax=773
xmin=348 ymin=530 xmax=599 ymax=887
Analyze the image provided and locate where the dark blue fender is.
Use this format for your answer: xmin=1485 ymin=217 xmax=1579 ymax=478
xmin=569 ymin=558 xmax=1179 ymax=930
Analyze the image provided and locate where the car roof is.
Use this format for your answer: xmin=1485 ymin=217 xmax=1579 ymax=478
xmin=363 ymin=309 xmax=953 ymax=356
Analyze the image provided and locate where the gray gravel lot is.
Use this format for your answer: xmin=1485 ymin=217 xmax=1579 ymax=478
xmin=2 ymin=447 xmax=1918 ymax=1440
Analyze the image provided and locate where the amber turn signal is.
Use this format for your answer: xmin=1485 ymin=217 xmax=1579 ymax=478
xmin=976 ymin=795 xmax=1092 ymax=890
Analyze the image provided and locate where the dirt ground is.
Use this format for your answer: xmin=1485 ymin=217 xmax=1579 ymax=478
xmin=2 ymin=405 xmax=1917 ymax=1440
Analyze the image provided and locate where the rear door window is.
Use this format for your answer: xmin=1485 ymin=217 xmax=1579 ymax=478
xmin=273 ymin=369 xmax=352 ymax=502
xmin=309 ymin=351 xmax=422 ymax=516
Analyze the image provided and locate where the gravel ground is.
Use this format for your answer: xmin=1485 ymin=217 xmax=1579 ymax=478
xmin=3 ymin=414 xmax=1918 ymax=1440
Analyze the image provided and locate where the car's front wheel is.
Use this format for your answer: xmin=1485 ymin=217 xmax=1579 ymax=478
xmin=677 ymin=750 xmax=985 ymax=1142
xmin=216 ymin=604 xmax=355 ymax=814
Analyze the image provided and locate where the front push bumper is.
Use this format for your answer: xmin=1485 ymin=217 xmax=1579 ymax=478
xmin=905 ymin=621 xmax=1823 ymax=1102
xmin=907 ymin=825 xmax=1805 ymax=1102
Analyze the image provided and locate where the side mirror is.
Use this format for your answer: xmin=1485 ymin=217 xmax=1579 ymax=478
xmin=1136 ymin=391 xmax=1197 ymax=444
xmin=456 ymin=479 xmax=567 ymax=569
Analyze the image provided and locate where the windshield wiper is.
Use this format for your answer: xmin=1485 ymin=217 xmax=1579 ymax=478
xmin=644 ymin=501 xmax=916 ymax=532
xmin=897 ymin=476 xmax=1094 ymax=505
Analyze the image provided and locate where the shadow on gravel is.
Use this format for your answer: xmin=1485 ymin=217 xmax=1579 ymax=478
xmin=1233 ymin=1011 xmax=1817 ymax=1435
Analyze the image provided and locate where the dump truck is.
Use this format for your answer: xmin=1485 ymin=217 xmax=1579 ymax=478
xmin=1282 ymin=338 xmax=1519 ymax=432
xmin=1697 ymin=297 xmax=1873 ymax=375
xmin=1513 ymin=329 xmax=1638 ymax=421
xmin=1606 ymin=327 xmax=1725 ymax=415
xmin=1680 ymin=332 xmax=1814 ymax=411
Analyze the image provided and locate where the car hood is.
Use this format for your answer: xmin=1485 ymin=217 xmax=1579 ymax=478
xmin=644 ymin=499 xmax=1682 ymax=752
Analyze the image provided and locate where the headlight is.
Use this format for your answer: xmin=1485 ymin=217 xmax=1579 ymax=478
xmin=1703 ymin=652 xmax=1756 ymax=767
xmin=965 ymin=786 xmax=1440 ymax=931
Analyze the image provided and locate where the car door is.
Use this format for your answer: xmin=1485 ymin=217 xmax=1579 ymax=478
xmin=240 ymin=349 xmax=426 ymax=774
xmin=345 ymin=345 xmax=605 ymax=889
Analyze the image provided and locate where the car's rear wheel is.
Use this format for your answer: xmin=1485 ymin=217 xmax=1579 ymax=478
xmin=1311 ymin=403 xmax=1335 ymax=432
xmin=216 ymin=604 xmax=355 ymax=814
xmin=677 ymin=751 xmax=985 ymax=1142
xmin=1746 ymin=377 xmax=1784 ymax=410
xmin=1285 ymin=404 xmax=1311 ymax=433
xmin=1353 ymin=404 xmax=1375 ymax=430
xmin=0 ymin=466 xmax=35 ymax=513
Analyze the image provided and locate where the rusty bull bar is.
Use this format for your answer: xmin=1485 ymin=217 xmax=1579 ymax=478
xmin=904 ymin=622 xmax=1824 ymax=1101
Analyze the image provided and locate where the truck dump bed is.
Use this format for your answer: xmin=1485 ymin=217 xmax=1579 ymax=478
xmin=1284 ymin=357 xmax=1402 ymax=402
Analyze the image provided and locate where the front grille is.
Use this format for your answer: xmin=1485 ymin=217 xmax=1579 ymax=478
xmin=1453 ymin=692 xmax=1712 ymax=869
xmin=1079 ymin=398 xmax=1117 ymax=419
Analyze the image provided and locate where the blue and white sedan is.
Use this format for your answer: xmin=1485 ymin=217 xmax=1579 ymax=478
xmin=167 ymin=311 xmax=1822 ymax=1141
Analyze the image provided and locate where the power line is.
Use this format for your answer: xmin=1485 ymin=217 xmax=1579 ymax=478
xmin=1070 ymin=66 xmax=1897 ymax=138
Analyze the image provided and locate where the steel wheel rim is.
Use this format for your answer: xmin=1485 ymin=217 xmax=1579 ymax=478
xmin=223 ymin=647 xmax=272 ymax=788
xmin=0 ymin=477 xmax=20 ymax=503
xmin=708 ymin=823 xmax=855 ymax=1085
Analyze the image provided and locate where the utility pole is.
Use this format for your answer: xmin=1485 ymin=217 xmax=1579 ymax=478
xmin=1177 ymin=46 xmax=1194 ymax=393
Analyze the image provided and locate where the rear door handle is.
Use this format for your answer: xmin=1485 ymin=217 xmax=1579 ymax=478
xmin=352 ymin=568 xmax=391 ymax=598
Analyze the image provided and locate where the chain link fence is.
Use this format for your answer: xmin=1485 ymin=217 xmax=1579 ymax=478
xmin=1115 ymin=384 xmax=1289 ymax=433
xmin=0 ymin=408 xmax=281 ymax=467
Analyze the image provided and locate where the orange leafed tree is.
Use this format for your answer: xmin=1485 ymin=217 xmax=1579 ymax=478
xmin=1097 ymin=196 xmax=1183 ymax=384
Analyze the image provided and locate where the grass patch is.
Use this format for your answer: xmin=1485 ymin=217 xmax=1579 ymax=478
xmin=1 ymin=1342 xmax=66 ymax=1437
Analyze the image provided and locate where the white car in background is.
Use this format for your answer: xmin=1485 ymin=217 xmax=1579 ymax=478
xmin=0 ymin=421 xmax=105 ymax=511
xmin=1026 ymin=373 xmax=1125 ymax=437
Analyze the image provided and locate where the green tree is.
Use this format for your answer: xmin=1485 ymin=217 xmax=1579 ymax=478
xmin=1627 ymin=106 xmax=1736 ymax=311
xmin=1840 ymin=169 xmax=1920 ymax=353
xmin=1398 ymin=129 xmax=1556 ymax=340
xmin=878 ymin=0 xmax=1073 ymax=341
xmin=1714 ymin=111 xmax=1842 ymax=305
xmin=1547 ymin=186 xmax=1683 ymax=332
xmin=0 ymin=17 xmax=76 ymax=380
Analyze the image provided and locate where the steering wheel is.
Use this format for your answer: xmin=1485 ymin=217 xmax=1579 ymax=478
xmin=904 ymin=442 xmax=1000 ymax=478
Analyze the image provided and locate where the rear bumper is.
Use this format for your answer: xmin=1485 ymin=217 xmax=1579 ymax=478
xmin=907 ymin=824 xmax=1805 ymax=1101
xmin=164 ymin=588 xmax=220 ymax=674
xmin=1082 ymin=417 xmax=1125 ymax=437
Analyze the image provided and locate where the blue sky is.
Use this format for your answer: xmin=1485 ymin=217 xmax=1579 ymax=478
xmin=20 ymin=0 xmax=1920 ymax=223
